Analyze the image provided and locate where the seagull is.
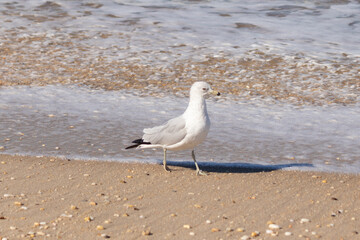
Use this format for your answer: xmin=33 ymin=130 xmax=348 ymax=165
xmin=125 ymin=81 xmax=220 ymax=175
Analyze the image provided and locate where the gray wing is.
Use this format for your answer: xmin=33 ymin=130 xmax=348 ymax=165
xmin=143 ymin=115 xmax=187 ymax=146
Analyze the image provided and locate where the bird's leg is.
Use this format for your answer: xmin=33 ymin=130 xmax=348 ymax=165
xmin=192 ymin=150 xmax=207 ymax=176
xmin=163 ymin=148 xmax=171 ymax=172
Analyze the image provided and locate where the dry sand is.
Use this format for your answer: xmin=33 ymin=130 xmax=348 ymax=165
xmin=0 ymin=154 xmax=359 ymax=240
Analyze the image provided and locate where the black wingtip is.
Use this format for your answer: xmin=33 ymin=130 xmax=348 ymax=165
xmin=132 ymin=139 xmax=144 ymax=144
xmin=125 ymin=144 xmax=140 ymax=150
xmin=125 ymin=139 xmax=151 ymax=150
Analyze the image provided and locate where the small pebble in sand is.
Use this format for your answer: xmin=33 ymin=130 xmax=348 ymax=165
xmin=205 ymin=220 xmax=211 ymax=224
xmin=14 ymin=201 xmax=23 ymax=206
xmin=96 ymin=225 xmax=105 ymax=230
xmin=101 ymin=233 xmax=110 ymax=238
xmin=284 ymin=232 xmax=292 ymax=236
xmin=70 ymin=205 xmax=78 ymax=210
xmin=142 ymin=230 xmax=152 ymax=236
xmin=300 ymin=218 xmax=310 ymax=224
xmin=251 ymin=231 xmax=260 ymax=237
xmin=89 ymin=201 xmax=97 ymax=206
xmin=183 ymin=225 xmax=191 ymax=229
xmin=211 ymin=228 xmax=220 ymax=232
xmin=268 ymin=224 xmax=280 ymax=230
xmin=189 ymin=232 xmax=195 ymax=236
xmin=84 ymin=216 xmax=93 ymax=222
xmin=236 ymin=228 xmax=245 ymax=232
xmin=240 ymin=235 xmax=250 ymax=240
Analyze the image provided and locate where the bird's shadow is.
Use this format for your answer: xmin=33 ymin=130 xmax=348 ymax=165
xmin=160 ymin=160 xmax=314 ymax=173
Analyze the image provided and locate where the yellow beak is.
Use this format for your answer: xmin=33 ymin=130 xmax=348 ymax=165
xmin=210 ymin=89 xmax=221 ymax=96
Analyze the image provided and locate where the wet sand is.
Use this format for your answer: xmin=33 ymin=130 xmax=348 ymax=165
xmin=1 ymin=42 xmax=359 ymax=106
xmin=0 ymin=154 xmax=359 ymax=239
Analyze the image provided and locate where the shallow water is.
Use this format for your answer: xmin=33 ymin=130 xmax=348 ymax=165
xmin=1 ymin=86 xmax=359 ymax=173
xmin=0 ymin=0 xmax=359 ymax=105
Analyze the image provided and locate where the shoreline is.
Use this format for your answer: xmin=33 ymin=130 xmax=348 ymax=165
xmin=2 ymin=152 xmax=360 ymax=176
xmin=0 ymin=154 xmax=359 ymax=239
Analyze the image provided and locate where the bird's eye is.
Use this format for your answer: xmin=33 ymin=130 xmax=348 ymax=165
xmin=202 ymin=88 xmax=207 ymax=91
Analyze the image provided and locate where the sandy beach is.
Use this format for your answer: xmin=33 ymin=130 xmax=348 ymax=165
xmin=0 ymin=154 xmax=359 ymax=240
xmin=1 ymin=1 xmax=359 ymax=239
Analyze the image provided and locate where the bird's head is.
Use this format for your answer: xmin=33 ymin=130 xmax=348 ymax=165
xmin=190 ymin=81 xmax=221 ymax=98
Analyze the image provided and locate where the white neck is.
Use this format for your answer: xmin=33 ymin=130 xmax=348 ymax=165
xmin=184 ymin=93 xmax=207 ymax=116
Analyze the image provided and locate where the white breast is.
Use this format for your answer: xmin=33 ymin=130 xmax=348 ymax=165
xmin=167 ymin=112 xmax=210 ymax=151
